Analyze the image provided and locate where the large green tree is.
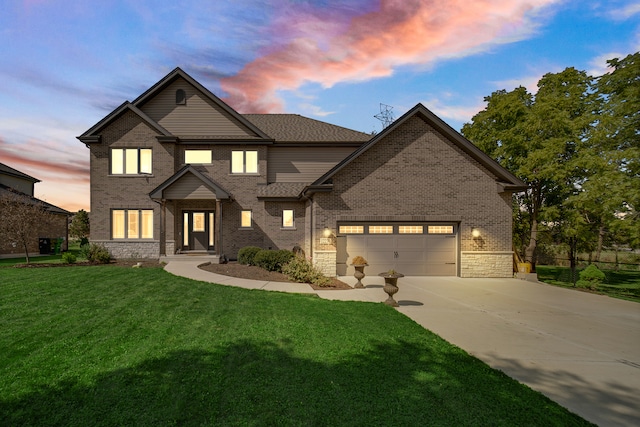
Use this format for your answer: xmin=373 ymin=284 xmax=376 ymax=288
xmin=462 ymin=67 xmax=595 ymax=270
xmin=69 ymin=209 xmax=90 ymax=241
xmin=592 ymin=52 xmax=640 ymax=249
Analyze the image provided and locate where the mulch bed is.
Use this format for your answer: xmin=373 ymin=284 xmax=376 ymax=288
xmin=199 ymin=261 xmax=352 ymax=290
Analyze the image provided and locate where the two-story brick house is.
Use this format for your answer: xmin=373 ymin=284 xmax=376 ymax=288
xmin=79 ymin=67 xmax=526 ymax=277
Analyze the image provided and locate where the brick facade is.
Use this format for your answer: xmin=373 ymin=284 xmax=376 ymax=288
xmin=311 ymin=115 xmax=515 ymax=278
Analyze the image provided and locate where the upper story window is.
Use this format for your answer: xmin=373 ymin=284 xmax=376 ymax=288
xmin=111 ymin=148 xmax=152 ymax=175
xmin=176 ymin=89 xmax=186 ymax=105
xmin=231 ymin=150 xmax=258 ymax=174
xmin=185 ymin=150 xmax=212 ymax=164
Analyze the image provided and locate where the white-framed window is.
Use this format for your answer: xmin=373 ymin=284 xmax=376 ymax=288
xmin=428 ymin=225 xmax=454 ymax=234
xmin=231 ymin=150 xmax=258 ymax=174
xmin=369 ymin=225 xmax=393 ymax=234
xmin=399 ymin=225 xmax=424 ymax=234
xmin=282 ymin=210 xmax=294 ymax=228
xmin=240 ymin=210 xmax=252 ymax=228
xmin=339 ymin=225 xmax=364 ymax=234
xmin=111 ymin=148 xmax=152 ymax=175
xmin=112 ymin=209 xmax=153 ymax=239
xmin=185 ymin=150 xmax=212 ymax=164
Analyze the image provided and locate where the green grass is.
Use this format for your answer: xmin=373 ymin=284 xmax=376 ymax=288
xmin=0 ymin=241 xmax=83 ymax=267
xmin=1 ymin=266 xmax=592 ymax=426
xmin=536 ymin=266 xmax=640 ymax=302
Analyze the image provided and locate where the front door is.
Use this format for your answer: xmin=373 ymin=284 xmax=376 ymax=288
xmin=183 ymin=211 xmax=215 ymax=251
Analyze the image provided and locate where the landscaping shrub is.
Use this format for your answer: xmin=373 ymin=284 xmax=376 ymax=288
xmin=83 ymin=243 xmax=112 ymax=264
xmin=253 ymin=249 xmax=294 ymax=272
xmin=238 ymin=246 xmax=262 ymax=266
xmin=282 ymin=256 xmax=331 ymax=287
xmin=576 ymin=264 xmax=605 ymax=290
xmin=61 ymin=252 xmax=77 ymax=264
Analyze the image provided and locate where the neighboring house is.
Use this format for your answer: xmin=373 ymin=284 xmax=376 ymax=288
xmin=0 ymin=163 xmax=70 ymax=257
xmin=78 ymin=68 xmax=526 ymax=277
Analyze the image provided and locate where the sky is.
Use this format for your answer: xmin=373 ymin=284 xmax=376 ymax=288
xmin=0 ymin=0 xmax=638 ymax=212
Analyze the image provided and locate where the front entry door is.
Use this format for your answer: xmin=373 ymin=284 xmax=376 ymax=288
xmin=183 ymin=211 xmax=215 ymax=251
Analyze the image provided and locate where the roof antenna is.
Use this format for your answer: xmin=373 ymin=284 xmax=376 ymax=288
xmin=374 ymin=103 xmax=394 ymax=129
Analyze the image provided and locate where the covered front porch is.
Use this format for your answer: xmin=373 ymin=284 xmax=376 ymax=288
xmin=150 ymin=165 xmax=230 ymax=258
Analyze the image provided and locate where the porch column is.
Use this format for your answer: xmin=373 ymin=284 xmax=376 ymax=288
xmin=215 ymin=199 xmax=222 ymax=255
xmin=160 ymin=199 xmax=166 ymax=256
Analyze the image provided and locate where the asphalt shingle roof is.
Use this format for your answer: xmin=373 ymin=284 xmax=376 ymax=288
xmin=256 ymin=182 xmax=310 ymax=199
xmin=244 ymin=114 xmax=371 ymax=143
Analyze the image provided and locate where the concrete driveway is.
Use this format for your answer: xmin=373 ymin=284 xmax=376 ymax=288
xmin=322 ymin=276 xmax=640 ymax=427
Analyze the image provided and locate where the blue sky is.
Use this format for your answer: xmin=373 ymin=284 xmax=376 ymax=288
xmin=0 ymin=0 xmax=638 ymax=211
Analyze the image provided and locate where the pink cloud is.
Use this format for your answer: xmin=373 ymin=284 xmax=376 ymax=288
xmin=221 ymin=0 xmax=559 ymax=113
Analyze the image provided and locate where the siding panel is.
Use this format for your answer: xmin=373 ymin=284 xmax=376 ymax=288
xmin=141 ymin=79 xmax=256 ymax=137
xmin=268 ymin=147 xmax=354 ymax=182
xmin=164 ymin=174 xmax=216 ymax=199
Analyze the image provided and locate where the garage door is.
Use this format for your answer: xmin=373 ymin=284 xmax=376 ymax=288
xmin=337 ymin=224 xmax=457 ymax=276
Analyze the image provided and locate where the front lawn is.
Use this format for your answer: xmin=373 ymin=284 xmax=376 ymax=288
xmin=536 ymin=266 xmax=640 ymax=302
xmin=0 ymin=266 xmax=591 ymax=426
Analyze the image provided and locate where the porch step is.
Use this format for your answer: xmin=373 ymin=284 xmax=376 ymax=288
xmin=160 ymin=254 xmax=225 ymax=264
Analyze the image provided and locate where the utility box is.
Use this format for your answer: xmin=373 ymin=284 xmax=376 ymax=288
xmin=39 ymin=238 xmax=51 ymax=255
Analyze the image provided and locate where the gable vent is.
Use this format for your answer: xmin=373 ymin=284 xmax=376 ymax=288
xmin=176 ymin=89 xmax=186 ymax=105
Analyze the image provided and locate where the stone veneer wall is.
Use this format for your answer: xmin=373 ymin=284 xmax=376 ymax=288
xmin=460 ymin=252 xmax=513 ymax=278
xmin=313 ymin=250 xmax=337 ymax=277
xmin=93 ymin=240 xmax=160 ymax=259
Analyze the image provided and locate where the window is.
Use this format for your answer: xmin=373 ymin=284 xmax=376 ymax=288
xmin=282 ymin=210 xmax=294 ymax=228
xmin=193 ymin=212 xmax=205 ymax=232
xmin=112 ymin=209 xmax=153 ymax=239
xmin=111 ymin=148 xmax=152 ymax=175
xmin=399 ymin=225 xmax=424 ymax=234
xmin=240 ymin=210 xmax=252 ymax=228
xmin=428 ymin=225 xmax=454 ymax=234
xmin=339 ymin=225 xmax=364 ymax=234
xmin=369 ymin=225 xmax=393 ymax=234
xmin=185 ymin=150 xmax=212 ymax=164
xmin=231 ymin=150 xmax=258 ymax=174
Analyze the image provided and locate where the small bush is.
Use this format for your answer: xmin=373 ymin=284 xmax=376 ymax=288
xmin=84 ymin=243 xmax=112 ymax=264
xmin=351 ymin=256 xmax=367 ymax=265
xmin=61 ymin=252 xmax=77 ymax=264
xmin=253 ymin=249 xmax=294 ymax=272
xmin=282 ymin=256 xmax=331 ymax=287
xmin=79 ymin=237 xmax=89 ymax=246
xmin=576 ymin=264 xmax=605 ymax=290
xmin=238 ymin=246 xmax=262 ymax=266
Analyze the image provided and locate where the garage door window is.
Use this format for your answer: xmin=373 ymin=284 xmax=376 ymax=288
xmin=369 ymin=225 xmax=393 ymax=234
xmin=399 ymin=225 xmax=424 ymax=234
xmin=339 ymin=225 xmax=364 ymax=234
xmin=428 ymin=225 xmax=454 ymax=234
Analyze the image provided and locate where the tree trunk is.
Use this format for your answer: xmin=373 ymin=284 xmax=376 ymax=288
xmin=525 ymin=217 xmax=538 ymax=271
xmin=595 ymin=223 xmax=605 ymax=262
xmin=568 ymin=237 xmax=577 ymax=286
xmin=22 ymin=239 xmax=30 ymax=264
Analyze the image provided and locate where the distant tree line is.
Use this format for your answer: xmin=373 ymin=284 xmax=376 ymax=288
xmin=462 ymin=52 xmax=639 ymax=273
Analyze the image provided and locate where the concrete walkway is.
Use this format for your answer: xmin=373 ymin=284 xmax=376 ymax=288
xmin=164 ymin=261 xmax=640 ymax=427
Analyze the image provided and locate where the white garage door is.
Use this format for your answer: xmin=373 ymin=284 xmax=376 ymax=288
xmin=338 ymin=224 xmax=457 ymax=276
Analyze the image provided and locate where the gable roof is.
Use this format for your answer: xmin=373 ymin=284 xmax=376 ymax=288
xmin=149 ymin=165 xmax=231 ymax=200
xmin=244 ymin=114 xmax=370 ymax=144
xmin=0 ymin=163 xmax=40 ymax=183
xmin=0 ymin=184 xmax=70 ymax=215
xmin=78 ymin=101 xmax=173 ymax=144
xmin=78 ymin=67 xmax=272 ymax=144
xmin=133 ymin=67 xmax=272 ymax=141
xmin=310 ymin=103 xmax=527 ymax=192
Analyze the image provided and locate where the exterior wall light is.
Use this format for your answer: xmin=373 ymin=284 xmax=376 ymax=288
xmin=471 ymin=228 xmax=481 ymax=238
xmin=320 ymin=227 xmax=336 ymax=245
xmin=323 ymin=228 xmax=333 ymax=238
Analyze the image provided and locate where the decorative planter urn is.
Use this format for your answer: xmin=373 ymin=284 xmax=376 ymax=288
xmin=352 ymin=264 xmax=367 ymax=288
xmin=378 ymin=272 xmax=404 ymax=307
